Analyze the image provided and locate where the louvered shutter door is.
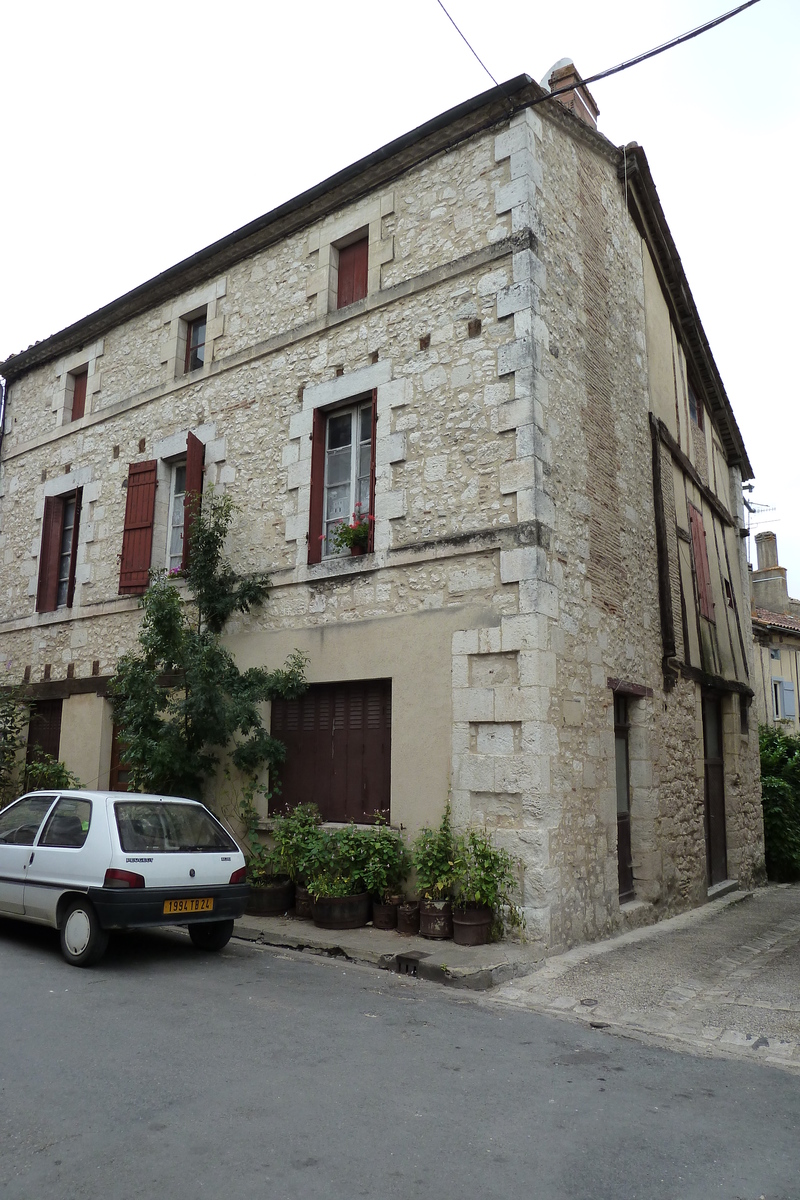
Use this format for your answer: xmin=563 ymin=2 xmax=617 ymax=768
xmin=337 ymin=238 xmax=368 ymax=308
xmin=367 ymin=389 xmax=377 ymax=553
xmin=66 ymin=488 xmax=82 ymax=608
xmin=307 ymin=408 xmax=326 ymax=564
xmin=182 ymin=431 xmax=205 ymax=569
xmin=689 ymin=504 xmax=715 ymax=622
xmin=118 ymin=461 xmax=158 ymax=594
xmin=36 ymin=496 xmax=64 ymax=613
xmin=782 ymin=682 xmax=796 ymax=719
xmin=71 ymin=372 xmax=87 ymax=421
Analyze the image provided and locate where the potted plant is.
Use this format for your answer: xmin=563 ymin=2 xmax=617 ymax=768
xmin=327 ymin=503 xmax=373 ymax=556
xmin=396 ymin=897 xmax=421 ymax=936
xmin=238 ymin=784 xmax=295 ymax=916
xmin=308 ymin=825 xmax=372 ymax=929
xmin=452 ymin=828 xmax=524 ymax=945
xmin=412 ymin=800 xmax=456 ymax=939
xmin=270 ymin=802 xmax=323 ymax=919
xmin=361 ymin=817 xmax=411 ymax=930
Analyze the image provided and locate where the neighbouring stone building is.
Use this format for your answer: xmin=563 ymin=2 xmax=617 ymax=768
xmin=751 ymin=531 xmax=800 ymax=730
xmin=0 ymin=66 xmax=765 ymax=952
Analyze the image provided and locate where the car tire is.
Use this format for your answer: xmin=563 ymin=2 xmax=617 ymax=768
xmin=188 ymin=920 xmax=235 ymax=951
xmin=60 ymin=899 xmax=109 ymax=968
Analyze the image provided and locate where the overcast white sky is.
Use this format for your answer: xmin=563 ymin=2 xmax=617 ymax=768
xmin=1 ymin=0 xmax=798 ymax=594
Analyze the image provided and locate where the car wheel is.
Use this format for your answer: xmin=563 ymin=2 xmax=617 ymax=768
xmin=188 ymin=920 xmax=235 ymax=951
xmin=60 ymin=899 xmax=109 ymax=967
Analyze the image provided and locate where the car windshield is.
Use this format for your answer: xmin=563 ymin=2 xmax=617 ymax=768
xmin=114 ymin=801 xmax=237 ymax=854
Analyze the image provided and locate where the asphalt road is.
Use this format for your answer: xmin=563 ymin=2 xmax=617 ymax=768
xmin=1 ymin=919 xmax=797 ymax=1200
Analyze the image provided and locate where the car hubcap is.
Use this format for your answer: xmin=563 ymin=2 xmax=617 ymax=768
xmin=64 ymin=910 xmax=91 ymax=956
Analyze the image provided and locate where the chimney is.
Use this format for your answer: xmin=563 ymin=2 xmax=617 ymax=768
xmin=544 ymin=60 xmax=599 ymax=130
xmin=755 ymin=531 xmax=779 ymax=571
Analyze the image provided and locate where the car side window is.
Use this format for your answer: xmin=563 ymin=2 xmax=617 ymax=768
xmin=39 ymin=798 xmax=92 ymax=849
xmin=0 ymin=796 xmax=58 ymax=846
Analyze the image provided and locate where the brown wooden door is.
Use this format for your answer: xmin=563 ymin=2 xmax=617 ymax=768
xmin=26 ymin=700 xmax=63 ymax=764
xmin=271 ymin=680 xmax=391 ymax=822
xmin=702 ymin=693 xmax=727 ymax=885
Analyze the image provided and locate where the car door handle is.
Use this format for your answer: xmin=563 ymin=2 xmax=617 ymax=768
xmin=28 ymin=852 xmax=34 ymax=865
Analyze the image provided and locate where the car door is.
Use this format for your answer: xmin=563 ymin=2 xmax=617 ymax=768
xmin=0 ymin=795 xmax=59 ymax=916
xmin=23 ymin=795 xmax=101 ymax=925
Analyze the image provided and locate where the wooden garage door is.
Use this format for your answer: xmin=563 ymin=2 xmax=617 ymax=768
xmin=271 ymin=680 xmax=391 ymax=823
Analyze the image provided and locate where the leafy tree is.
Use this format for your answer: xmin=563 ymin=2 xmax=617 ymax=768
xmin=0 ymin=687 xmax=29 ymax=807
xmin=760 ymin=724 xmax=800 ymax=881
xmin=110 ymin=487 xmax=308 ymax=799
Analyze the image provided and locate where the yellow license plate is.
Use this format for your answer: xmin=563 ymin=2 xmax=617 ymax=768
xmin=163 ymin=897 xmax=214 ymax=915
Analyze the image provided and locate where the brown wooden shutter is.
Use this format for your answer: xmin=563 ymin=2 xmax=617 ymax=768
xmin=71 ymin=371 xmax=87 ymax=421
xmin=367 ymin=389 xmax=377 ymax=553
xmin=66 ymin=488 xmax=82 ymax=608
xmin=337 ymin=238 xmax=368 ymax=308
xmin=182 ymin=431 xmax=205 ymax=569
xmin=119 ymin=461 xmax=158 ymax=594
xmin=689 ymin=504 xmax=715 ymax=622
xmin=36 ymin=496 xmax=64 ymax=613
xmin=26 ymin=699 xmax=63 ymax=763
xmin=307 ymin=408 xmax=326 ymax=564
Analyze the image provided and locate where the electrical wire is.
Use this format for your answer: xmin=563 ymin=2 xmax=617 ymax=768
xmin=433 ymin=0 xmax=763 ymax=104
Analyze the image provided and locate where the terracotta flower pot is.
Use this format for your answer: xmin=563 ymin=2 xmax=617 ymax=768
xmin=419 ymin=898 xmax=453 ymax=940
xmin=397 ymin=901 xmax=420 ymax=936
xmin=350 ymin=545 xmax=365 ymax=557
xmin=312 ymin=892 xmax=371 ymax=930
xmin=452 ymin=904 xmax=493 ymax=946
xmin=246 ymin=877 xmax=295 ymax=916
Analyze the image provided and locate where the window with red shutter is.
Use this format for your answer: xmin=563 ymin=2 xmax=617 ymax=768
xmin=336 ymin=237 xmax=368 ymax=309
xmin=36 ymin=490 xmax=83 ymax=613
xmin=118 ymin=461 xmax=158 ymax=594
xmin=307 ymin=391 xmax=376 ymax=564
xmin=688 ymin=503 xmax=715 ymax=622
xmin=70 ymin=370 xmax=87 ymax=421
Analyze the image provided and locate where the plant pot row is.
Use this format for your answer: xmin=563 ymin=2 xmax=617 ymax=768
xmin=247 ymin=882 xmax=493 ymax=944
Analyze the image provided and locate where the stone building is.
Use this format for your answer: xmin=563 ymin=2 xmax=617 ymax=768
xmin=0 ymin=66 xmax=764 ymax=952
xmin=751 ymin=531 xmax=800 ymax=730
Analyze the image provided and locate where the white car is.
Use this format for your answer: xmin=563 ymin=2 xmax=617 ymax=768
xmin=0 ymin=790 xmax=249 ymax=967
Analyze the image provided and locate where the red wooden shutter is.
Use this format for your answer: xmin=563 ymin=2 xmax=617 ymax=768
xmin=71 ymin=371 xmax=87 ymax=421
xmin=367 ymin=389 xmax=377 ymax=553
xmin=36 ymin=496 xmax=64 ymax=613
xmin=688 ymin=504 xmax=715 ymax=622
xmin=307 ymin=408 xmax=326 ymax=564
xmin=337 ymin=238 xmax=368 ymax=308
xmin=182 ymin=431 xmax=205 ymax=569
xmin=66 ymin=488 xmax=82 ymax=608
xmin=119 ymin=461 xmax=158 ymax=594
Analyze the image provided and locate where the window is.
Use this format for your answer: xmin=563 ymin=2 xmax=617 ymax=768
xmin=770 ymin=647 xmax=782 ymax=661
xmin=773 ymin=679 xmax=796 ymax=721
xmin=614 ymin=694 xmax=634 ymax=901
xmin=36 ymin=491 xmax=82 ymax=612
xmin=0 ymin=796 xmax=56 ymax=846
xmin=167 ymin=461 xmax=187 ymax=570
xmin=26 ymin=699 xmax=63 ymax=764
xmin=271 ymin=680 xmax=391 ymax=823
xmin=39 ymin=797 xmax=92 ymax=849
xmin=739 ymin=694 xmax=750 ymax=735
xmin=118 ymin=432 xmax=204 ymax=594
xmin=69 ymin=369 xmax=87 ymax=421
xmin=308 ymin=393 xmax=376 ymax=564
xmin=109 ymin=724 xmax=132 ymax=792
xmin=688 ymin=382 xmax=704 ymax=430
xmin=688 ymin=503 xmax=715 ymax=622
xmin=184 ymin=315 xmax=206 ymax=373
xmin=336 ymin=237 xmax=368 ymax=309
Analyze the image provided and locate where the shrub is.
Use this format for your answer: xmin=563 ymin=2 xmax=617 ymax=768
xmin=412 ymin=800 xmax=456 ymax=900
xmin=452 ymin=827 xmax=524 ymax=937
xmin=760 ymin=725 xmax=800 ymax=881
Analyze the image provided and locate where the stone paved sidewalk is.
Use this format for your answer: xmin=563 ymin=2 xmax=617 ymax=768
xmin=492 ymin=884 xmax=800 ymax=1073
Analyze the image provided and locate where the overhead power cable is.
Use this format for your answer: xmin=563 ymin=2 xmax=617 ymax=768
xmin=433 ymin=0 xmax=763 ymax=104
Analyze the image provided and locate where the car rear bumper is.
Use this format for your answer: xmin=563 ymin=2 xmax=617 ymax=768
xmin=86 ymin=884 xmax=250 ymax=930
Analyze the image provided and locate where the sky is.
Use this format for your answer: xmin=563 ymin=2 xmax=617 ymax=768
xmin=1 ymin=0 xmax=798 ymax=594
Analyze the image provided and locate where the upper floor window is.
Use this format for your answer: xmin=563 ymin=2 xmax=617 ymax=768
xmin=36 ymin=491 xmax=82 ymax=613
xmin=167 ymin=461 xmax=187 ymax=570
xmin=69 ymin=368 xmax=88 ymax=421
xmin=688 ymin=383 xmax=704 ymax=430
xmin=308 ymin=393 xmax=376 ymax=565
xmin=184 ymin=314 xmax=206 ymax=373
xmin=336 ymin=237 xmax=368 ymax=309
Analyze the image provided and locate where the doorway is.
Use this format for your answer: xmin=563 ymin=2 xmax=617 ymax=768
xmin=702 ymin=693 xmax=727 ymax=886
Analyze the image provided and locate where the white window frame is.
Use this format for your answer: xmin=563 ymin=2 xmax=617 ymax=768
xmin=322 ymin=401 xmax=373 ymax=558
xmin=166 ymin=460 xmax=187 ymax=571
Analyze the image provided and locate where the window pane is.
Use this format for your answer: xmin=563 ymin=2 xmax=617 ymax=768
xmin=190 ymin=319 xmax=206 ymax=348
xmin=327 ymin=412 xmax=352 ymax=451
xmin=326 ymin=445 xmax=351 ymax=486
xmin=115 ymin=801 xmax=237 ymax=853
xmin=40 ymin=798 xmax=92 ymax=848
xmin=0 ymin=796 xmax=56 ymax=846
xmin=359 ymin=404 xmax=372 ymax=443
xmin=168 ymin=463 xmax=186 ymax=569
xmin=325 ymin=483 xmax=351 ymax=524
xmin=615 ymin=735 xmax=630 ymax=815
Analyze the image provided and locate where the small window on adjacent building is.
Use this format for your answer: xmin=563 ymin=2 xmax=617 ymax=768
xmin=36 ymin=491 xmax=82 ymax=613
xmin=336 ymin=237 xmax=368 ymax=309
xmin=69 ymin=368 xmax=88 ymax=421
xmin=184 ymin=314 xmax=207 ymax=373
xmin=688 ymin=382 xmax=704 ymax=430
xmin=770 ymin=647 xmax=781 ymax=661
